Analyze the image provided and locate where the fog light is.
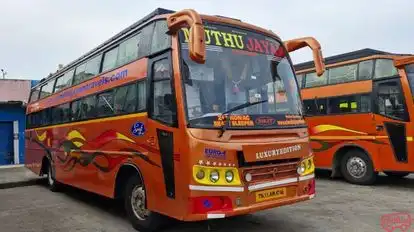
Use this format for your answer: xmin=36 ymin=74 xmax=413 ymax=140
xmin=196 ymin=169 xmax=205 ymax=179
xmin=225 ymin=171 xmax=234 ymax=183
xmin=245 ymin=173 xmax=252 ymax=182
xmin=210 ymin=170 xmax=220 ymax=183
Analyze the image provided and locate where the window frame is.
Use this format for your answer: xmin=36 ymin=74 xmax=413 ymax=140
xmin=373 ymin=78 xmax=409 ymax=122
xmin=148 ymin=51 xmax=178 ymax=127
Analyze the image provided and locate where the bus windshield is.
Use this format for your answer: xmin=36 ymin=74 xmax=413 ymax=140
xmin=179 ymin=22 xmax=304 ymax=129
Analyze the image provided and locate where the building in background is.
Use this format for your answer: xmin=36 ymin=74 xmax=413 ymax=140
xmin=0 ymin=79 xmax=38 ymax=165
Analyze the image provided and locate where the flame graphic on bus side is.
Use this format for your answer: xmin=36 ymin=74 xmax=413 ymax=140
xmin=31 ymin=129 xmax=160 ymax=173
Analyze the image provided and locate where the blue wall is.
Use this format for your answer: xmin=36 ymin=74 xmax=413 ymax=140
xmin=0 ymin=105 xmax=26 ymax=164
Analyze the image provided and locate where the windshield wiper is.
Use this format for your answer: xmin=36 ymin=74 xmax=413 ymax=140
xmin=217 ymin=99 xmax=268 ymax=138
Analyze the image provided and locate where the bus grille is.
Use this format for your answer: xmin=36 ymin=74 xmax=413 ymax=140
xmin=237 ymin=151 xmax=300 ymax=182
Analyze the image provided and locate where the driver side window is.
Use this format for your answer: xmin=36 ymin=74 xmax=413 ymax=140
xmin=376 ymin=81 xmax=407 ymax=121
xmin=151 ymin=58 xmax=177 ymax=125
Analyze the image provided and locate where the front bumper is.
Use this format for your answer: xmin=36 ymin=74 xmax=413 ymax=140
xmin=183 ymin=174 xmax=315 ymax=221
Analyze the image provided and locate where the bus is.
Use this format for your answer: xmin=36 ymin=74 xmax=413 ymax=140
xmin=294 ymin=48 xmax=414 ymax=185
xmin=25 ymin=8 xmax=325 ymax=231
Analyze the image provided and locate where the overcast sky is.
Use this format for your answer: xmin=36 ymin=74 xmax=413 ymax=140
xmin=1 ymin=0 xmax=413 ymax=80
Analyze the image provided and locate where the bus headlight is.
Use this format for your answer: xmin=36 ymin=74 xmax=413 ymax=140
xmin=192 ymin=165 xmax=241 ymax=186
xmin=297 ymin=156 xmax=315 ymax=176
xmin=225 ymin=171 xmax=234 ymax=183
xmin=210 ymin=170 xmax=220 ymax=183
xmin=297 ymin=163 xmax=306 ymax=175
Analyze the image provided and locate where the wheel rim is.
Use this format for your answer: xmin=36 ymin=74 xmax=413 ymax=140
xmin=48 ymin=166 xmax=54 ymax=186
xmin=346 ymin=156 xmax=367 ymax=178
xmin=131 ymin=186 xmax=150 ymax=220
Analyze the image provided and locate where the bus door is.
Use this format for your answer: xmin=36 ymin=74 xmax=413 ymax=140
xmin=145 ymin=50 xmax=180 ymax=203
xmin=372 ymin=77 xmax=410 ymax=170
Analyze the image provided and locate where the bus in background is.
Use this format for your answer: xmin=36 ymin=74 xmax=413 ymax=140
xmin=294 ymin=48 xmax=414 ymax=185
xmin=25 ymin=8 xmax=325 ymax=231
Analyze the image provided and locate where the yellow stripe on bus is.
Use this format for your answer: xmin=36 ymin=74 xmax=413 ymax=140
xmin=26 ymin=112 xmax=147 ymax=131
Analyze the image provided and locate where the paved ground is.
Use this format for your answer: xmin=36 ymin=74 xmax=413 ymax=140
xmin=0 ymin=171 xmax=413 ymax=232
xmin=0 ymin=166 xmax=44 ymax=189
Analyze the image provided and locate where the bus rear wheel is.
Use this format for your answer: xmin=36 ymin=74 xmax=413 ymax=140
xmin=384 ymin=171 xmax=410 ymax=178
xmin=340 ymin=150 xmax=377 ymax=185
xmin=124 ymin=175 xmax=167 ymax=232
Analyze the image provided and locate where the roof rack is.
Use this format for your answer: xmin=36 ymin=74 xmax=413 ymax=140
xmin=294 ymin=48 xmax=412 ymax=71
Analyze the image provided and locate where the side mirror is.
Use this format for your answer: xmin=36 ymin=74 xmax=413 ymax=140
xmin=284 ymin=37 xmax=325 ymax=76
xmin=167 ymin=9 xmax=206 ymax=64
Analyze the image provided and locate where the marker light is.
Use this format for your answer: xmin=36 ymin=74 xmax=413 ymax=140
xmin=225 ymin=171 xmax=234 ymax=183
xmin=210 ymin=170 xmax=220 ymax=183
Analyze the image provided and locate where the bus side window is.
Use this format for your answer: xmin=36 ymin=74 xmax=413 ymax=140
xmin=150 ymin=58 xmax=176 ymax=125
xmin=405 ymin=64 xmax=414 ymax=100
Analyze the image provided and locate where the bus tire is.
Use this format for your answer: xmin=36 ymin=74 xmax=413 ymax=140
xmin=340 ymin=149 xmax=377 ymax=185
xmin=384 ymin=171 xmax=410 ymax=178
xmin=124 ymin=175 xmax=167 ymax=232
xmin=45 ymin=158 xmax=60 ymax=192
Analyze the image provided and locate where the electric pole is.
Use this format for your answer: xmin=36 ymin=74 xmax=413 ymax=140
xmin=1 ymin=69 xmax=6 ymax=79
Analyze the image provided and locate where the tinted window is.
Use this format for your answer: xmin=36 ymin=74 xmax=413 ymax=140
xmin=39 ymin=109 xmax=51 ymax=126
xmin=52 ymin=103 xmax=71 ymax=124
xmin=137 ymin=81 xmax=146 ymax=111
xmin=114 ymin=83 xmax=137 ymax=114
xmin=118 ymin=34 xmax=140 ymax=66
xmin=73 ymin=62 xmax=87 ymax=85
xmin=358 ymin=60 xmax=374 ymax=80
xmin=138 ymin=23 xmax=155 ymax=58
xmin=39 ymin=80 xmax=55 ymax=99
xmin=405 ymin=64 xmax=414 ymax=101
xmin=29 ymin=86 xmax=41 ymax=103
xmin=374 ymin=59 xmax=398 ymax=79
xmin=296 ymin=74 xmax=303 ymax=89
xmin=328 ymin=63 xmax=357 ymax=84
xmin=97 ymin=91 xmax=114 ymax=117
xmin=84 ymin=55 xmax=102 ymax=80
xmin=329 ymin=95 xmax=360 ymax=114
xmin=360 ymin=94 xmax=371 ymax=112
xmin=73 ymin=96 xmax=96 ymax=120
xmin=151 ymin=21 xmax=170 ymax=54
xmin=305 ymin=71 xmax=328 ymax=88
xmin=377 ymin=81 xmax=406 ymax=120
xmin=55 ymin=69 xmax=74 ymax=92
xmin=304 ymin=98 xmax=327 ymax=115
xmin=102 ymin=47 xmax=119 ymax=72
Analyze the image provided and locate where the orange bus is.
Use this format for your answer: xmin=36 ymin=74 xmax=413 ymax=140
xmin=25 ymin=8 xmax=325 ymax=231
xmin=294 ymin=48 xmax=414 ymax=185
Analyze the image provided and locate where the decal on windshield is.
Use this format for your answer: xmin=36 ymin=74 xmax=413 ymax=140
xmin=180 ymin=25 xmax=285 ymax=57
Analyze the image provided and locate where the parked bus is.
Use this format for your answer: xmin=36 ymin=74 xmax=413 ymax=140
xmin=294 ymin=48 xmax=414 ymax=185
xmin=25 ymin=8 xmax=325 ymax=231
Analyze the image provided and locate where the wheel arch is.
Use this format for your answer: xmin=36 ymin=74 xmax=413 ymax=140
xmin=331 ymin=143 xmax=375 ymax=178
xmin=114 ymin=163 xmax=144 ymax=200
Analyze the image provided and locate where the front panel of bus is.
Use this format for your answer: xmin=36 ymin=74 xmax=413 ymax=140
xmin=171 ymin=21 xmax=315 ymax=220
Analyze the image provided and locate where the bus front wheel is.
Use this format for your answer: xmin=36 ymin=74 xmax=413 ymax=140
xmin=124 ymin=175 xmax=167 ymax=232
xmin=45 ymin=158 xmax=60 ymax=192
xmin=384 ymin=171 xmax=410 ymax=178
xmin=340 ymin=150 xmax=377 ymax=185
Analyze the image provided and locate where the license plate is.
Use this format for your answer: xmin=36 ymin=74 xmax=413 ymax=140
xmin=255 ymin=187 xmax=287 ymax=202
